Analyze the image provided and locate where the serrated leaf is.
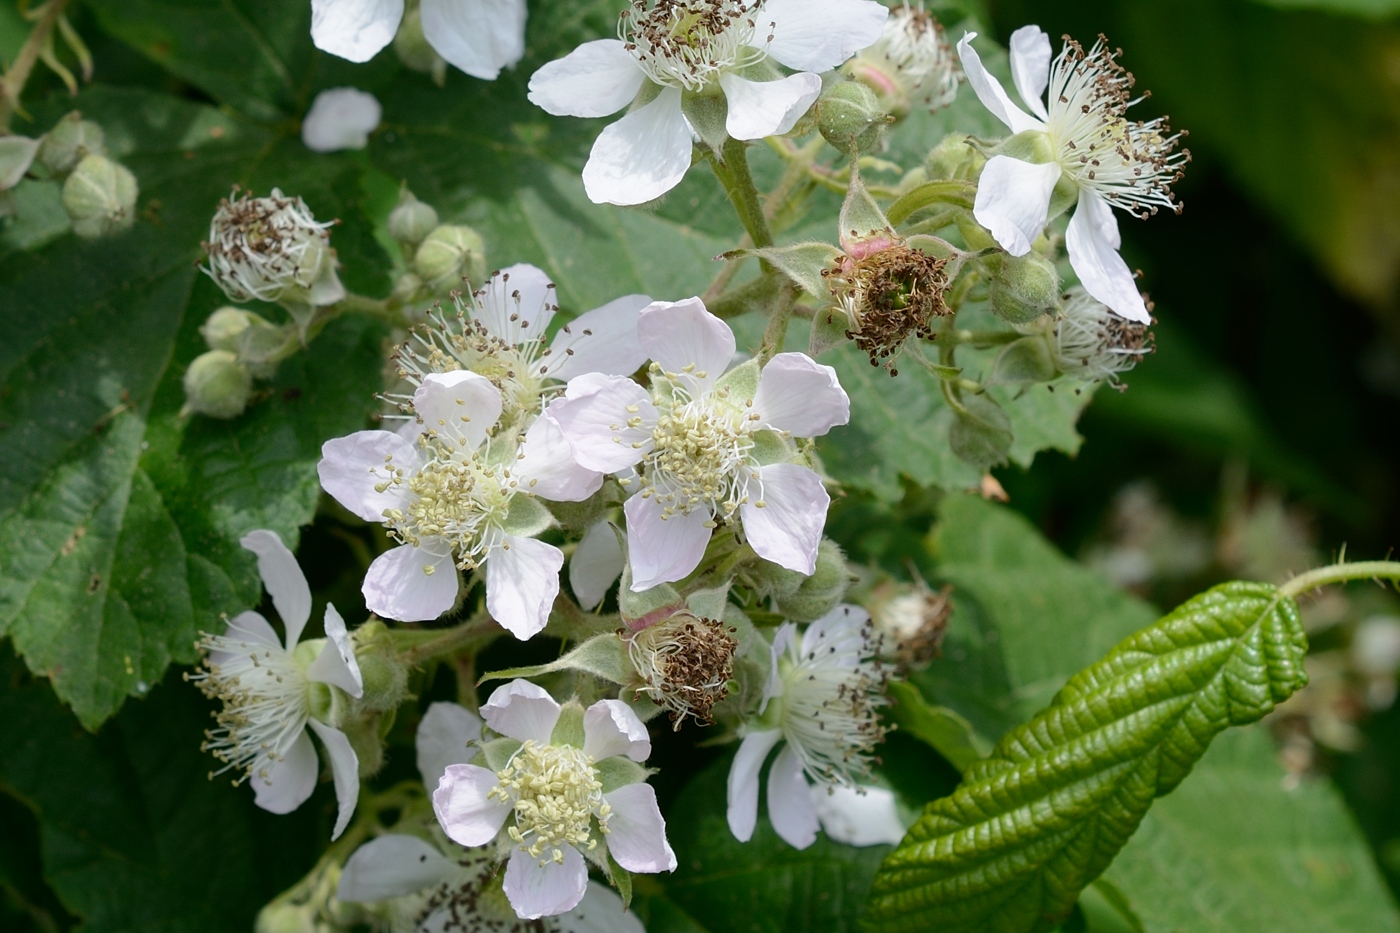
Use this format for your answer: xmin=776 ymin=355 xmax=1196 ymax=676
xmin=864 ymin=581 xmax=1310 ymax=933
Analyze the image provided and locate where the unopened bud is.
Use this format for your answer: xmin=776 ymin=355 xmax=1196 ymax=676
xmin=62 ymin=155 xmax=138 ymax=239
xmin=817 ymin=80 xmax=890 ymax=154
xmin=201 ymin=306 xmax=255 ymax=352
xmin=414 ymin=224 xmax=487 ymax=292
xmin=37 ymin=112 xmax=106 ymax=176
xmin=202 ymin=188 xmax=345 ymax=306
xmin=182 ymin=350 xmax=253 ymax=419
xmin=387 ymin=190 xmax=439 ymax=246
xmin=350 ymin=620 xmax=409 ymax=712
xmin=393 ymin=7 xmax=448 ymax=84
xmin=775 ymin=539 xmax=851 ymax=623
xmin=1048 ymin=285 xmax=1153 ymax=387
xmin=926 ymin=133 xmax=982 ymax=181
xmin=986 ymin=250 xmax=1061 ymax=324
xmin=626 ymin=611 xmax=737 ymax=730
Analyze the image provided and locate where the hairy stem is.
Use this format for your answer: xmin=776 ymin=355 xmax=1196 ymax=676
xmin=399 ymin=614 xmax=498 ymax=666
xmin=712 ymin=137 xmax=774 ymax=250
xmin=1279 ymin=561 xmax=1400 ymax=599
xmin=1 ymin=0 xmax=72 ymax=131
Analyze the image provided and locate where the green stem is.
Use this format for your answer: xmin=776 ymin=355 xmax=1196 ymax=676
xmin=0 ymin=0 xmax=72 ymax=131
xmin=943 ymin=329 xmax=1024 ymax=347
xmin=758 ymin=281 xmax=799 ymax=363
xmin=398 ymin=614 xmax=498 ymax=666
xmin=712 ymin=137 xmax=774 ymax=250
xmin=1279 ymin=561 xmax=1400 ymax=599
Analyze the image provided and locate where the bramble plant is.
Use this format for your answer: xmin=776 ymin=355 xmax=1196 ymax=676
xmin=2 ymin=2 xmax=1399 ymax=933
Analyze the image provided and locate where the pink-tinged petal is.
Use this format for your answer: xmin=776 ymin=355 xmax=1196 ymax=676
xmin=337 ymin=834 xmax=458 ymax=902
xmin=637 ymin=297 xmax=735 ymax=396
xmin=252 ymin=728 xmax=318 ymax=815
xmin=307 ymin=720 xmax=360 ymax=841
xmin=311 ymin=0 xmax=402 ymax=63
xmin=240 ymin=529 xmax=312 ymax=648
xmin=210 ymin=610 xmax=280 ymax=669
xmin=762 ymin=0 xmax=888 ymax=73
xmin=504 ymin=845 xmax=589 ymax=919
xmin=558 ymin=882 xmax=646 ymax=933
xmin=972 ymin=155 xmax=1061 ymax=257
xmin=302 ymin=87 xmax=381 ymax=153
xmin=528 ymin=39 xmax=646 ymax=118
xmin=306 ymin=604 xmax=364 ymax=698
xmin=812 ymin=784 xmax=906 ymax=847
xmin=761 ymin=623 xmax=797 ymax=713
xmin=318 ymin=430 xmax=417 ymax=523
xmin=1008 ymin=25 xmax=1052 ymax=121
xmin=473 ymin=263 xmax=557 ymax=347
xmin=800 ymin=604 xmax=870 ymax=663
xmin=720 ymin=72 xmax=822 ymax=141
xmin=582 ymin=86 xmax=692 ymax=206
xmin=363 ymin=542 xmax=459 ymax=623
xmin=550 ymin=373 xmax=656 ymax=474
xmin=740 ymin=463 xmax=828 ymax=575
xmin=432 ymin=762 xmax=512 ymax=846
xmin=569 ymin=520 xmax=625 ymax=611
xmin=955 ymin=32 xmax=1043 ymax=135
xmin=516 ymin=411 xmax=603 ymax=503
xmin=624 ymin=495 xmax=712 ymax=591
xmin=413 ymin=370 xmax=502 ymax=451
xmin=416 ymin=701 xmax=485 ymax=793
xmin=583 ymin=699 xmax=651 ymax=762
xmin=603 ymin=783 xmax=677 ymax=873
xmin=421 ymin=0 xmax=526 ymax=80
xmin=767 ymin=743 xmax=819 ymax=849
xmin=486 ymin=535 xmax=564 ymax=640
xmin=1066 ymin=190 xmax=1150 ymax=324
xmin=543 ymin=293 xmax=651 ymax=382
xmin=726 ymin=729 xmax=783 ymax=842
xmin=752 ymin=353 xmax=849 ymax=437
xmin=482 ymin=679 xmax=562 ymax=744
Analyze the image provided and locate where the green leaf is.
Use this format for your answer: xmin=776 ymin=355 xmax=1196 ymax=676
xmin=865 ymin=580 xmax=1310 ymax=932
xmin=949 ymin=392 xmax=1014 ymax=470
xmin=885 ymin=680 xmax=991 ymax=773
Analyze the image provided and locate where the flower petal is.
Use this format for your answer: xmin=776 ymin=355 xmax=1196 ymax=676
xmin=306 ymin=603 xmax=364 ymax=698
xmin=1066 ymin=190 xmax=1150 ymax=324
xmin=307 ymin=720 xmax=360 ymax=840
xmin=726 ymin=729 xmax=783 ymax=842
xmin=582 ymin=86 xmax=693 ymax=206
xmin=558 ymin=882 xmax=646 ymax=933
xmin=473 ymin=262 xmax=557 ymax=347
xmin=210 ymin=610 xmax=280 ymax=669
xmin=311 ymin=0 xmax=403 ymax=63
xmin=486 ymin=535 xmax=564 ymax=640
xmin=543 ymin=293 xmax=651 ymax=382
xmin=637 ymin=297 xmax=735 ymax=397
xmin=338 ymin=834 xmax=459 ymax=902
xmin=421 ymin=0 xmax=526 ymax=80
xmin=761 ymin=623 xmax=797 ymax=713
xmin=720 ymin=72 xmax=822 ymax=141
xmin=1008 ymin=25 xmax=1052 ymax=122
xmin=240 ymin=529 xmax=312 ymax=648
xmin=362 ymin=542 xmax=460 ymax=623
xmin=740 ymin=463 xmax=828 ymax=575
xmin=301 ymin=87 xmax=381 ymax=153
xmin=972 ymin=154 xmax=1061 ymax=257
xmin=603 ymin=783 xmax=677 ymax=873
xmin=528 ymin=39 xmax=646 ymax=118
xmin=955 ymin=32 xmax=1044 ymax=135
xmin=762 ymin=0 xmax=888 ymax=73
xmin=569 ymin=520 xmax=625 ymax=611
xmin=583 ymin=699 xmax=651 ymax=763
xmin=482 ymin=679 xmax=562 ymax=744
xmin=550 ymin=373 xmax=656 ymax=474
xmin=767 ymin=743 xmax=819 ymax=849
xmin=318 ymin=430 xmax=417 ymax=523
xmin=800 ymin=603 xmax=871 ymax=663
xmin=251 ymin=727 xmax=318 ymax=815
xmin=432 ymin=762 xmax=512 ymax=846
xmin=624 ymin=494 xmax=712 ymax=591
xmin=504 ymin=845 xmax=589 ymax=919
xmin=416 ymin=701 xmax=485 ymax=793
xmin=413 ymin=370 xmax=502 ymax=451
xmin=812 ymin=784 xmax=906 ymax=847
xmin=516 ymin=410 xmax=603 ymax=503
xmin=752 ymin=353 xmax=849 ymax=437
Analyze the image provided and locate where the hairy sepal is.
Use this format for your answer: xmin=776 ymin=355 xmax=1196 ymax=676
xmin=479 ymin=632 xmax=629 ymax=686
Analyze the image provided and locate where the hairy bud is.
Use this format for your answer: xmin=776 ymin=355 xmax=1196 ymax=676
xmin=202 ymin=188 xmax=345 ymax=306
xmin=816 ymin=80 xmax=890 ymax=154
xmin=182 ymin=350 xmax=253 ymax=419
xmin=387 ymin=190 xmax=440 ymax=247
xmin=986 ymin=250 xmax=1061 ymax=324
xmin=62 ymin=155 xmax=138 ymax=239
xmin=38 ymin=112 xmax=106 ymax=176
xmin=413 ymin=224 xmax=488 ymax=292
xmin=775 ymin=539 xmax=852 ymax=623
xmin=200 ymin=306 xmax=256 ymax=352
xmin=626 ymin=612 xmax=738 ymax=730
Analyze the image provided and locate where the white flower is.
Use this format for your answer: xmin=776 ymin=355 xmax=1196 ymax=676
xmin=310 ymin=0 xmax=527 ymax=80
xmin=550 ymin=297 xmax=850 ymax=591
xmin=1046 ymin=284 xmax=1153 ymax=386
xmin=302 ymin=87 xmax=382 ymax=152
xmin=527 ymin=0 xmax=890 ymax=205
xmin=847 ymin=2 xmax=960 ymax=114
xmin=810 ymin=783 xmax=906 ymax=847
xmin=189 ymin=530 xmax=363 ymax=839
xmin=432 ymin=680 xmax=676 ymax=919
xmin=957 ymin=27 xmax=1188 ymax=323
xmin=726 ymin=605 xmax=888 ymax=849
xmin=202 ymin=188 xmax=346 ymax=307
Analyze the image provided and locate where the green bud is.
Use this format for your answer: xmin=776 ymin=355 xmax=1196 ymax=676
xmin=387 ymin=190 xmax=439 ymax=246
xmin=986 ymin=251 xmax=1061 ymax=324
xmin=339 ymin=711 xmax=386 ymax=778
xmin=775 ymin=539 xmax=852 ymax=623
xmin=236 ymin=313 xmax=293 ymax=379
xmin=182 ymin=349 xmax=253 ymax=419
xmin=393 ymin=7 xmax=447 ymax=84
xmin=926 ymin=133 xmax=982 ymax=181
xmin=351 ymin=620 xmax=409 ymax=712
xmin=62 ymin=154 xmax=138 ymax=239
xmin=37 ymin=112 xmax=106 ymax=176
xmin=414 ymin=224 xmax=487 ymax=292
xmin=200 ymin=306 xmax=255 ymax=352
xmin=817 ymin=80 xmax=889 ymax=154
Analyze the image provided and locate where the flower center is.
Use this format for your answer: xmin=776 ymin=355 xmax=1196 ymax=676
xmin=491 ymin=741 xmax=611 ymax=863
xmin=1053 ymin=287 xmax=1153 ymax=387
xmin=641 ymin=375 xmax=756 ymax=521
xmin=827 ymin=243 xmax=950 ymax=375
xmin=203 ymin=190 xmax=330 ymax=302
xmin=383 ymin=439 xmax=516 ymax=571
xmin=620 ymin=0 xmax=770 ymax=91
xmin=627 ymin=612 xmax=738 ymax=729
xmin=395 ymin=309 xmax=552 ymax=423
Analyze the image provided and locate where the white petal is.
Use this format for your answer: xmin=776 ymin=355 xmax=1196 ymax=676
xmin=307 ymin=720 xmax=360 ymax=841
xmin=762 ymin=0 xmax=889 ymax=72
xmin=582 ymin=86 xmax=693 ymax=206
xmin=740 ymin=463 xmax=828 ymax=575
xmin=306 ymin=604 xmax=364 ymax=698
xmin=240 ymin=529 xmax=312 ymax=648
xmin=801 ymin=603 xmax=870 ymax=661
xmin=720 ymin=72 xmax=822 ymax=141
xmin=473 ymin=263 xmax=557 ymax=347
xmin=416 ymin=701 xmax=485 ymax=793
xmin=421 ymin=0 xmax=526 ymax=80
xmin=1008 ymin=26 xmax=1052 ymax=122
xmin=569 ymin=520 xmax=625 ymax=611
xmin=558 ymin=882 xmax=646 ymax=933
xmin=1066 ymin=190 xmax=1150 ymax=324
xmin=726 ymin=729 xmax=783 ymax=842
xmin=504 ymin=845 xmax=588 ymax=919
xmin=516 ymin=411 xmax=603 ymax=503
xmin=337 ymin=834 xmax=458 ymax=902
xmin=583 ymin=699 xmax=651 ymax=763
xmin=762 ymin=623 xmax=796 ymax=713
xmin=362 ymin=542 xmax=460 ymax=623
xmin=812 ymin=784 xmax=906 ymax=847
xmin=528 ymin=39 xmax=646 ymax=118
xmin=624 ymin=495 xmax=712 ymax=591
xmin=210 ymin=610 xmax=281 ymax=669
xmin=955 ymin=32 xmax=1044 ymax=135
xmin=550 ymin=373 xmax=656 ymax=474
xmin=972 ymin=155 xmax=1061 ymax=257
xmin=603 ymin=783 xmax=677 ymax=873
xmin=311 ymin=0 xmax=402 ymax=62
xmin=637 ymin=297 xmax=735 ymax=396
xmin=318 ymin=430 xmax=417 ymax=523
xmin=482 ymin=679 xmax=562 ymax=744
xmin=413 ymin=370 xmax=502 ymax=451
xmin=251 ymin=728 xmax=318 ymax=815
xmin=486 ymin=535 xmax=564 ymax=640
xmin=432 ymin=762 xmax=512 ymax=846
xmin=752 ymin=353 xmax=849 ymax=437
xmin=302 ymin=87 xmax=381 ymax=153
xmin=543 ymin=293 xmax=651 ymax=382
xmin=767 ymin=744 xmax=819 ymax=849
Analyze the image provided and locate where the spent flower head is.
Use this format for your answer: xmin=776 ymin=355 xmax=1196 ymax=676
xmin=202 ymin=187 xmax=345 ymax=308
xmin=1041 ymin=284 xmax=1154 ymax=387
xmin=626 ymin=611 xmax=739 ymax=729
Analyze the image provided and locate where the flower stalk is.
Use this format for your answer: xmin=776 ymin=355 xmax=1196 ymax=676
xmin=0 ymin=0 xmax=74 ymax=131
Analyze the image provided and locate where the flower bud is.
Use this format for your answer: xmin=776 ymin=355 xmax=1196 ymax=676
xmin=182 ymin=349 xmax=253 ymax=419
xmin=1047 ymin=285 xmax=1154 ymax=387
xmin=775 ymin=539 xmax=852 ymax=623
xmin=393 ymin=6 xmax=448 ymax=84
xmin=846 ymin=3 xmax=960 ymax=119
xmin=986 ymin=250 xmax=1061 ymax=324
xmin=236 ymin=313 xmax=294 ymax=379
xmin=926 ymin=133 xmax=982 ymax=180
xmin=200 ymin=306 xmax=255 ymax=352
xmin=413 ymin=223 xmax=487 ymax=292
xmin=202 ymin=188 xmax=345 ymax=306
xmin=62 ymin=155 xmax=138 ymax=239
xmin=387 ymin=190 xmax=439 ymax=246
xmin=37 ymin=112 xmax=106 ymax=176
xmin=349 ymin=620 xmax=409 ymax=713
xmin=816 ymin=80 xmax=890 ymax=154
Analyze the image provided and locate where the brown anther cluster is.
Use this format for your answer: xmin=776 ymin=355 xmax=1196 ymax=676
xmin=824 ymin=243 xmax=950 ymax=375
xmin=626 ymin=612 xmax=738 ymax=730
